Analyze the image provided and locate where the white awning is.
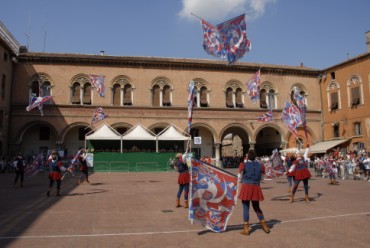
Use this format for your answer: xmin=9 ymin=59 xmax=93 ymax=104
xmin=309 ymin=139 xmax=350 ymax=154
xmin=122 ymin=124 xmax=156 ymax=140
xmin=85 ymin=123 xmax=122 ymax=140
xmin=157 ymin=125 xmax=190 ymax=141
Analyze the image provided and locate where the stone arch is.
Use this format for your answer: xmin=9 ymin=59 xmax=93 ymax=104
xmin=151 ymin=76 xmax=173 ymax=89
xmin=70 ymin=73 xmax=91 ymax=87
xmin=224 ymin=79 xmax=244 ymax=92
xmin=17 ymin=121 xmax=60 ymax=144
xmin=29 ymin=72 xmax=55 ymax=87
xmin=111 ymin=75 xmax=134 ymax=88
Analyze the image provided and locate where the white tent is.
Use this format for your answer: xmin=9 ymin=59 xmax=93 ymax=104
xmin=85 ymin=123 xmax=122 ymax=152
xmin=157 ymin=125 xmax=190 ymax=141
xmin=122 ymin=124 xmax=156 ymax=140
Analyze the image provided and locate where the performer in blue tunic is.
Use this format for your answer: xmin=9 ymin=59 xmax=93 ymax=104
xmin=238 ymin=149 xmax=270 ymax=235
xmin=175 ymin=153 xmax=190 ymax=208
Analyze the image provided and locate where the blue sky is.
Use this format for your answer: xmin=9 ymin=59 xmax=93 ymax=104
xmin=1 ymin=0 xmax=369 ymax=69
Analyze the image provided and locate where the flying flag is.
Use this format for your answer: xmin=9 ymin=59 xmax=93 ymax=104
xmin=91 ymin=107 xmax=108 ymax=125
xmin=257 ymin=109 xmax=273 ymax=122
xmin=281 ymin=101 xmax=302 ymax=137
xmin=246 ymin=69 xmax=261 ymax=103
xmin=89 ymin=74 xmax=105 ymax=97
xmin=26 ymin=94 xmax=54 ymax=116
xmin=24 ymin=154 xmax=44 ymax=177
xmin=189 ymin=158 xmax=238 ymax=233
xmin=198 ymin=14 xmax=251 ymax=65
xmin=186 ymin=81 xmax=196 ymax=153
xmin=265 ymin=149 xmax=285 ymax=179
xmin=292 ymin=87 xmax=308 ymax=140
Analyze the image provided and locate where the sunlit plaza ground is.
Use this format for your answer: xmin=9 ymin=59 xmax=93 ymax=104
xmin=1 ymin=169 xmax=369 ymax=248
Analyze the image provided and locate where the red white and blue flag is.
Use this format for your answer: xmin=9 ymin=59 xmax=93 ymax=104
xmin=26 ymin=94 xmax=54 ymax=116
xmin=246 ymin=69 xmax=261 ymax=103
xmin=281 ymin=101 xmax=302 ymax=137
xmin=189 ymin=159 xmax=238 ymax=233
xmin=292 ymin=86 xmax=308 ymax=139
xmin=91 ymin=107 xmax=108 ymax=125
xmin=186 ymin=81 xmax=196 ymax=152
xmin=200 ymin=14 xmax=251 ymax=65
xmin=24 ymin=154 xmax=43 ymax=177
xmin=257 ymin=109 xmax=273 ymax=122
xmin=265 ymin=149 xmax=285 ymax=179
xmin=89 ymin=74 xmax=105 ymax=97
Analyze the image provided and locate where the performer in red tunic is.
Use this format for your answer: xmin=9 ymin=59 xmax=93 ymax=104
xmin=77 ymin=148 xmax=89 ymax=184
xmin=175 ymin=153 xmax=190 ymax=208
xmin=238 ymin=149 xmax=270 ymax=235
xmin=288 ymin=145 xmax=311 ymax=203
xmin=46 ymin=150 xmax=66 ymax=197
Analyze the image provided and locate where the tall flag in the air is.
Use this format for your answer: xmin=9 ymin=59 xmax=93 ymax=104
xmin=91 ymin=107 xmax=108 ymax=125
xmin=246 ymin=69 xmax=261 ymax=103
xmin=189 ymin=158 xmax=238 ymax=233
xmin=258 ymin=105 xmax=273 ymax=122
xmin=26 ymin=94 xmax=54 ymax=116
xmin=186 ymin=81 xmax=196 ymax=153
xmin=292 ymin=86 xmax=308 ymax=140
xmin=89 ymin=75 xmax=106 ymax=97
xmin=198 ymin=14 xmax=251 ymax=65
xmin=281 ymin=101 xmax=302 ymax=137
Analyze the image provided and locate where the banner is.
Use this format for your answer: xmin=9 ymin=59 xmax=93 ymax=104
xmin=189 ymin=159 xmax=238 ymax=233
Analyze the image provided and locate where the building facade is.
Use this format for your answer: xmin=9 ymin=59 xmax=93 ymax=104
xmin=319 ymin=31 xmax=370 ymax=152
xmin=1 ymin=20 xmax=369 ymax=162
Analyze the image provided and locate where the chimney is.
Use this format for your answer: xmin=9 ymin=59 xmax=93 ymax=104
xmin=100 ymin=50 xmax=105 ymax=56
xmin=366 ymin=31 xmax=370 ymax=52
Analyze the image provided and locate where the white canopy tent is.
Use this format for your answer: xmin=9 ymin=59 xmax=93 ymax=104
xmin=85 ymin=123 xmax=122 ymax=152
xmin=122 ymin=123 xmax=156 ymax=140
xmin=308 ymin=139 xmax=350 ymax=154
xmin=156 ymin=124 xmax=190 ymax=153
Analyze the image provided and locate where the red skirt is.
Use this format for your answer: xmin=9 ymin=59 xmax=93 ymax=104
xmin=178 ymin=172 xmax=190 ymax=184
xmin=49 ymin=172 xmax=62 ymax=180
xmin=239 ymin=184 xmax=264 ymax=201
xmin=295 ymin=169 xmax=311 ymax=180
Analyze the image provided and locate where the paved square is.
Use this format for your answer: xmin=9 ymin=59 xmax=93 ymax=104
xmin=1 ymin=169 xmax=369 ymax=248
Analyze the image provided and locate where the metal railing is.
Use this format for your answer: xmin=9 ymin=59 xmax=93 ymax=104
xmin=92 ymin=161 xmax=170 ymax=172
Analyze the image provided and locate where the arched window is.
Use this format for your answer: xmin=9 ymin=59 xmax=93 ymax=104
xmin=200 ymin=86 xmax=208 ymax=107
xmin=347 ymin=75 xmax=362 ymax=108
xmin=71 ymin=82 xmax=81 ymax=104
xmin=162 ymin=85 xmax=171 ymax=106
xmin=31 ymin=81 xmax=40 ymax=96
xmin=113 ymin=84 xmax=121 ymax=106
xmin=152 ymin=85 xmax=160 ymax=107
xmin=260 ymin=89 xmax=267 ymax=109
xmin=235 ymin=88 xmax=243 ymax=108
xmin=268 ymin=89 xmax=275 ymax=109
xmin=226 ymin=88 xmax=234 ymax=108
xmin=83 ymin=83 xmax=92 ymax=105
xmin=123 ymin=84 xmax=132 ymax=106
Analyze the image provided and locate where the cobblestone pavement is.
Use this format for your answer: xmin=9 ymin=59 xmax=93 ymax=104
xmin=0 ymin=169 xmax=369 ymax=248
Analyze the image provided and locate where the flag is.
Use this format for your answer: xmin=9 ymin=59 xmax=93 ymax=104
xmin=292 ymin=87 xmax=308 ymax=140
xmin=26 ymin=94 xmax=54 ymax=116
xmin=189 ymin=159 xmax=238 ymax=233
xmin=265 ymin=149 xmax=285 ymax=179
xmin=89 ymin=74 xmax=105 ymax=97
xmin=199 ymin=14 xmax=251 ymax=65
xmin=257 ymin=109 xmax=273 ymax=122
xmin=246 ymin=70 xmax=261 ymax=103
xmin=91 ymin=107 xmax=108 ymax=125
xmin=186 ymin=81 xmax=196 ymax=152
xmin=24 ymin=154 xmax=43 ymax=177
xmin=281 ymin=101 xmax=302 ymax=137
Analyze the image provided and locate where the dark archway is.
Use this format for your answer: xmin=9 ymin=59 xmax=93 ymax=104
xmin=255 ymin=126 xmax=282 ymax=156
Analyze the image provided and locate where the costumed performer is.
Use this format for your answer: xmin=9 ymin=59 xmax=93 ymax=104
xmin=238 ymin=148 xmax=270 ymax=235
xmin=174 ymin=153 xmax=190 ymax=208
xmin=46 ymin=150 xmax=66 ymax=197
xmin=288 ymin=144 xmax=311 ymax=203
xmin=77 ymin=148 xmax=90 ymax=184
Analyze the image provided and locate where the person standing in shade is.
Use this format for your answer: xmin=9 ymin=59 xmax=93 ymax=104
xmin=77 ymin=149 xmax=89 ymax=184
xmin=174 ymin=153 xmax=190 ymax=208
xmin=46 ymin=150 xmax=66 ymax=197
xmin=13 ymin=153 xmax=26 ymax=188
xmin=238 ymin=148 xmax=270 ymax=235
xmin=288 ymin=145 xmax=311 ymax=203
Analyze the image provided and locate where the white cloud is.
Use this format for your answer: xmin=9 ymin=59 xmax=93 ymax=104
xmin=178 ymin=0 xmax=276 ymax=22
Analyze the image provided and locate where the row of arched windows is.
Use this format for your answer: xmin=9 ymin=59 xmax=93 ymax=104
xmin=29 ymin=74 xmax=308 ymax=109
